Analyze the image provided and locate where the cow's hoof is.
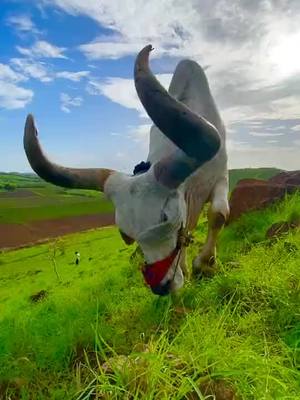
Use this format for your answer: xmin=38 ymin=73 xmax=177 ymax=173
xmin=192 ymin=255 xmax=217 ymax=279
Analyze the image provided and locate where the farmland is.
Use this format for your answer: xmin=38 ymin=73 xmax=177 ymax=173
xmin=0 ymin=174 xmax=114 ymax=249
xmin=0 ymin=174 xmax=113 ymax=225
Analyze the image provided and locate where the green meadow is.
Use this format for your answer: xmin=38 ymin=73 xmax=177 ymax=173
xmin=0 ymin=189 xmax=113 ymax=224
xmin=0 ymin=191 xmax=300 ymax=399
xmin=0 ymin=176 xmax=113 ymax=224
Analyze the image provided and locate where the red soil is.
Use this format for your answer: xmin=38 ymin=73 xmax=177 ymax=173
xmin=0 ymin=189 xmax=38 ymax=198
xmin=0 ymin=213 xmax=115 ymax=250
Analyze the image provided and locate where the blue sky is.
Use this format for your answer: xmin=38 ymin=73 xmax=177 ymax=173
xmin=1 ymin=0 xmax=300 ymax=172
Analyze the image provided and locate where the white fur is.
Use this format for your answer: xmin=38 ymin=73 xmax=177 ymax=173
xmin=104 ymin=59 xmax=228 ymax=292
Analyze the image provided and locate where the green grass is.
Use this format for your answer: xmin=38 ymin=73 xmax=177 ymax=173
xmin=0 ymin=173 xmax=113 ymax=223
xmin=0 ymin=192 xmax=300 ymax=398
xmin=0 ymin=188 xmax=113 ymax=224
xmin=0 ymin=196 xmax=113 ymax=224
xmin=0 ymin=173 xmax=42 ymax=188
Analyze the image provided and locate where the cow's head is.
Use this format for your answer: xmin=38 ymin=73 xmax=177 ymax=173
xmin=24 ymin=45 xmax=220 ymax=296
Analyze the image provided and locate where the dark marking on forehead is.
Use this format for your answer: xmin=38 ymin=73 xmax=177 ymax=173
xmin=133 ymin=161 xmax=151 ymax=175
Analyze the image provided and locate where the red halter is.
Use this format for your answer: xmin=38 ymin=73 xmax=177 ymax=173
xmin=142 ymin=246 xmax=180 ymax=287
xmin=141 ymin=226 xmax=193 ymax=288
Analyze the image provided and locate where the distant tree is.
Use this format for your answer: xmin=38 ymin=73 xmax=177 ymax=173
xmin=3 ymin=183 xmax=16 ymax=191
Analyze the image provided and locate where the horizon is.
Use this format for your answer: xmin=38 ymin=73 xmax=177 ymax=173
xmin=1 ymin=0 xmax=300 ymax=173
xmin=0 ymin=166 xmax=285 ymax=175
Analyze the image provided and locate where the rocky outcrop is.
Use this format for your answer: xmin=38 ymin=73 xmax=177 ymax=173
xmin=229 ymin=171 xmax=300 ymax=222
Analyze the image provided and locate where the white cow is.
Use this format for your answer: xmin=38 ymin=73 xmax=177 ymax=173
xmin=24 ymin=45 xmax=229 ymax=296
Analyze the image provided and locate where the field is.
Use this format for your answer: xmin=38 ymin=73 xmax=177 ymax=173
xmin=0 ymin=189 xmax=300 ymax=399
xmin=0 ymin=182 xmax=113 ymax=225
xmin=0 ymin=168 xmax=279 ymax=250
xmin=0 ymin=174 xmax=114 ymax=250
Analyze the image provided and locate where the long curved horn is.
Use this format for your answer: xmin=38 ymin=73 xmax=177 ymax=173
xmin=134 ymin=45 xmax=220 ymax=163
xmin=24 ymin=114 xmax=114 ymax=191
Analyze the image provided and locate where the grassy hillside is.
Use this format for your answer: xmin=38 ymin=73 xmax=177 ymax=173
xmin=228 ymin=167 xmax=282 ymax=191
xmin=0 ymin=192 xmax=300 ymax=399
xmin=0 ymin=173 xmax=42 ymax=189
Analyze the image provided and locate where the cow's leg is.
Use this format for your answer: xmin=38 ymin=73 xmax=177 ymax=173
xmin=192 ymin=177 xmax=229 ymax=278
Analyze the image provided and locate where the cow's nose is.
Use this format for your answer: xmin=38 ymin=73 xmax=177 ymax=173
xmin=151 ymin=281 xmax=171 ymax=296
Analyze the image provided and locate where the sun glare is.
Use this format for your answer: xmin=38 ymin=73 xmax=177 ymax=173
xmin=268 ymin=31 xmax=300 ymax=77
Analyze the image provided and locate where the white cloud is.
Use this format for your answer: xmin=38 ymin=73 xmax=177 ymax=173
xmin=11 ymin=58 xmax=52 ymax=82
xmin=79 ymin=40 xmax=144 ymax=60
xmin=86 ymin=77 xmax=145 ymax=116
xmin=17 ymin=40 xmax=67 ymax=59
xmin=127 ymin=124 xmax=151 ymax=150
xmin=11 ymin=58 xmax=90 ymax=83
xmin=0 ymin=63 xmax=33 ymax=109
xmin=40 ymin=0 xmax=300 ymax=125
xmin=28 ymin=0 xmax=300 ymax=170
xmin=291 ymin=124 xmax=300 ymax=132
xmin=0 ymin=82 xmax=33 ymax=110
xmin=6 ymin=14 xmax=40 ymax=35
xmin=265 ymin=125 xmax=286 ymax=131
xmin=0 ymin=63 xmax=26 ymax=83
xmin=86 ymin=74 xmax=172 ymax=117
xmin=249 ymin=132 xmax=284 ymax=137
xmin=60 ymin=92 xmax=83 ymax=113
xmin=56 ymin=70 xmax=90 ymax=81
xmin=228 ymin=143 xmax=300 ymax=171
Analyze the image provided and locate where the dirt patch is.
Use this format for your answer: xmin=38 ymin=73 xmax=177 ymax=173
xmin=0 ymin=213 xmax=115 ymax=250
xmin=266 ymin=219 xmax=300 ymax=239
xmin=188 ymin=379 xmax=237 ymax=400
xmin=0 ymin=189 xmax=38 ymax=198
xmin=0 ymin=378 xmax=27 ymax=399
xmin=30 ymin=290 xmax=48 ymax=303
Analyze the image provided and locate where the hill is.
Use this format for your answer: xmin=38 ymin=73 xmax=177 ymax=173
xmin=228 ymin=167 xmax=282 ymax=191
xmin=0 ymin=191 xmax=299 ymax=398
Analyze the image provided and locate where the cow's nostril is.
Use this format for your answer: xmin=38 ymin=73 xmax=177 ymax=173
xmin=151 ymin=281 xmax=171 ymax=296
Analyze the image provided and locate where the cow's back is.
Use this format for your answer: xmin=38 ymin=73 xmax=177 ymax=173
xmin=147 ymin=59 xmax=228 ymax=228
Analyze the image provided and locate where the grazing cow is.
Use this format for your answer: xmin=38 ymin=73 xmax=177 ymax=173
xmin=24 ymin=45 xmax=229 ymax=296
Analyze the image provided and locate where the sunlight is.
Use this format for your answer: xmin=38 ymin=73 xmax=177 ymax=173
xmin=268 ymin=31 xmax=300 ymax=77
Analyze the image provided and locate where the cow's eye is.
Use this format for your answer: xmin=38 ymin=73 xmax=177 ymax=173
xmin=161 ymin=211 xmax=168 ymax=222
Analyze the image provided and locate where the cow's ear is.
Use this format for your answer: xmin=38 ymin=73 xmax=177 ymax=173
xmin=119 ymin=230 xmax=135 ymax=245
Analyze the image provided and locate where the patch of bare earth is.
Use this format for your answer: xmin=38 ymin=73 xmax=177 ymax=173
xmin=0 ymin=213 xmax=115 ymax=250
xmin=0 ymin=189 xmax=38 ymax=198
